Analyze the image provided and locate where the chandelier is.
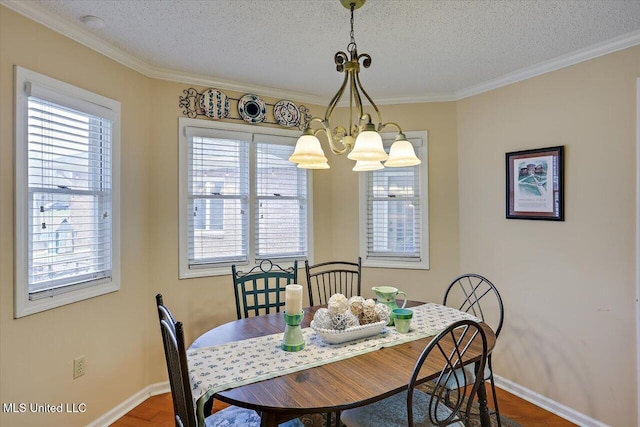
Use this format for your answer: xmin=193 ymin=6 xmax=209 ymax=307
xmin=289 ymin=0 xmax=421 ymax=171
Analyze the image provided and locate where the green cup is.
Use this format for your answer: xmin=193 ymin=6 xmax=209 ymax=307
xmin=392 ymin=308 xmax=413 ymax=333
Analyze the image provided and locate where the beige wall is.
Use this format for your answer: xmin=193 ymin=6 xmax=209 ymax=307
xmin=327 ymin=102 xmax=461 ymax=304
xmin=1 ymin=4 xmax=638 ymax=427
xmin=0 ymin=7 xmax=151 ymax=427
xmin=457 ymin=46 xmax=640 ymax=426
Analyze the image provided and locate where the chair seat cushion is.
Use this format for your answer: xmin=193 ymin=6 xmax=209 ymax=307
xmin=341 ymin=390 xmax=464 ymax=427
xmin=205 ymin=405 xmax=304 ymax=427
xmin=442 ymin=365 xmax=492 ymax=390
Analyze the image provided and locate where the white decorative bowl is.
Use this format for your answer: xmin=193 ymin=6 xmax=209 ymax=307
xmin=311 ymin=320 xmax=387 ymax=344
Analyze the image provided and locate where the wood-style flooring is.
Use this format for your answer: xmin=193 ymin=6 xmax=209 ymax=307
xmin=111 ymin=385 xmax=577 ymax=427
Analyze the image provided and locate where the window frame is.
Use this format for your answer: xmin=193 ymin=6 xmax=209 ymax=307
xmin=358 ymin=130 xmax=429 ymax=270
xmin=14 ymin=66 xmax=121 ymax=318
xmin=178 ymin=118 xmax=313 ymax=279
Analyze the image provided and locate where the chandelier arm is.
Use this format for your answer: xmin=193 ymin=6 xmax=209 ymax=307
xmin=380 ymin=121 xmax=403 ymax=133
xmin=350 ymin=69 xmax=365 ymax=133
xmin=304 ymin=117 xmax=350 ymax=155
xmin=354 ymin=67 xmax=382 ymax=129
xmin=325 ymin=51 xmax=350 ymax=117
xmin=325 ymin=126 xmax=350 ymax=155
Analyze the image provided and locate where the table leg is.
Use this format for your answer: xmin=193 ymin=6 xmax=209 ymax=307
xmin=259 ymin=411 xmax=279 ymax=427
xmin=476 ymin=379 xmax=491 ymax=427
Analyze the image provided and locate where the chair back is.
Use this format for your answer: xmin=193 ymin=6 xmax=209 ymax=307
xmin=443 ymin=273 xmax=504 ymax=338
xmin=156 ymin=294 xmax=197 ymax=427
xmin=408 ymin=319 xmax=488 ymax=427
xmin=304 ymin=257 xmax=361 ymax=306
xmin=232 ymin=259 xmax=298 ymax=319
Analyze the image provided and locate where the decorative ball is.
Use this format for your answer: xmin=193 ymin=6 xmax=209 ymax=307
xmin=313 ymin=308 xmax=333 ymax=329
xmin=374 ymin=303 xmax=391 ymax=324
xmin=360 ymin=308 xmax=377 ymax=324
xmin=331 ymin=311 xmax=359 ymax=330
xmin=328 ymin=293 xmax=349 ymax=315
xmin=348 ymin=296 xmax=365 ymax=316
xmin=363 ymin=298 xmax=376 ymax=309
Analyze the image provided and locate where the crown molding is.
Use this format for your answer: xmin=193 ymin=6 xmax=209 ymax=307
xmin=1 ymin=0 xmax=152 ymax=75
xmin=148 ymin=67 xmax=329 ymax=105
xmin=456 ymin=29 xmax=640 ymax=100
xmin=0 ymin=0 xmax=328 ymax=104
xmin=3 ymin=0 xmax=639 ymax=105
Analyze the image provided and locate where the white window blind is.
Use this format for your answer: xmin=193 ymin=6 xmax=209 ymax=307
xmin=359 ymin=131 xmax=429 ymax=269
xmin=15 ymin=66 xmax=121 ymax=317
xmin=255 ymin=135 xmax=307 ymax=259
xmin=180 ymin=121 xmax=311 ymax=278
xmin=27 ymin=96 xmax=113 ymax=296
xmin=186 ymin=128 xmax=250 ymax=266
xmin=367 ymin=166 xmax=421 ymax=258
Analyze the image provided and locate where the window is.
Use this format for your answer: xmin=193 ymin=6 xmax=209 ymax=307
xmin=358 ymin=131 xmax=429 ymax=269
xmin=179 ymin=118 xmax=312 ymax=278
xmin=14 ymin=66 xmax=121 ymax=317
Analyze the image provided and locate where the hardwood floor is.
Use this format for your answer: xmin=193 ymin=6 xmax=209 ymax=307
xmin=111 ymin=385 xmax=576 ymax=426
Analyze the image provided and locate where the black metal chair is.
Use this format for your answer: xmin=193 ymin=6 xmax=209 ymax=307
xmin=442 ymin=273 xmax=504 ymax=427
xmin=341 ymin=319 xmax=489 ymax=427
xmin=156 ymin=294 xmax=303 ymax=427
xmin=304 ymin=257 xmax=361 ymax=306
xmin=304 ymin=258 xmax=361 ymax=427
xmin=232 ymin=259 xmax=298 ymax=320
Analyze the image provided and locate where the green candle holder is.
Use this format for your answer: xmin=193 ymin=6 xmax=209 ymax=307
xmin=281 ymin=312 xmax=305 ymax=352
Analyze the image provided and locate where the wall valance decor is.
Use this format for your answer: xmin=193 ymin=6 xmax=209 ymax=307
xmin=179 ymin=87 xmax=311 ymax=130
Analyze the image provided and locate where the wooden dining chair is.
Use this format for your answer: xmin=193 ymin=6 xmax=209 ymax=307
xmin=341 ymin=319 xmax=488 ymax=427
xmin=232 ymin=259 xmax=298 ymax=320
xmin=304 ymin=257 xmax=361 ymax=306
xmin=156 ymin=294 xmax=303 ymax=427
xmin=442 ymin=273 xmax=504 ymax=427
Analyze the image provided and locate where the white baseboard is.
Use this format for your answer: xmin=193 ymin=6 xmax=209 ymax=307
xmin=87 ymin=381 xmax=170 ymax=427
xmin=494 ymin=375 xmax=609 ymax=427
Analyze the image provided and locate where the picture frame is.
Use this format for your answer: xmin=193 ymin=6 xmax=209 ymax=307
xmin=506 ymin=146 xmax=564 ymax=221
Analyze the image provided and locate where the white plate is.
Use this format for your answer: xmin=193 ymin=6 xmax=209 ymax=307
xmin=238 ymin=94 xmax=266 ymax=123
xmin=273 ymin=99 xmax=301 ymax=127
xmin=311 ymin=320 xmax=387 ymax=344
xmin=199 ymin=88 xmax=229 ymax=119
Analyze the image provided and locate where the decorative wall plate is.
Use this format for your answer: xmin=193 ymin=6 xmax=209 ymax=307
xmin=273 ymin=100 xmax=301 ymax=127
xmin=199 ymin=88 xmax=230 ymax=119
xmin=238 ymin=94 xmax=267 ymax=123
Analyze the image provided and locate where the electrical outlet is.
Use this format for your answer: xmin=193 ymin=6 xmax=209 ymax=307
xmin=73 ymin=355 xmax=86 ymax=379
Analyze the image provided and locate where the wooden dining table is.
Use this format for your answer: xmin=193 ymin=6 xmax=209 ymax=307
xmin=189 ymin=301 xmax=496 ymax=427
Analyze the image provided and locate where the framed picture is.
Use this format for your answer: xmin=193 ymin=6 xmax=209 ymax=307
xmin=506 ymin=146 xmax=564 ymax=221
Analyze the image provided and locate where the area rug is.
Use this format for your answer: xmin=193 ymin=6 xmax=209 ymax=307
xmin=212 ymin=384 xmax=520 ymax=427
xmin=295 ymin=383 xmax=520 ymax=427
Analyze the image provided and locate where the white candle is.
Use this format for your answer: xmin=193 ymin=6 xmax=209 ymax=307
xmin=285 ymin=284 xmax=303 ymax=314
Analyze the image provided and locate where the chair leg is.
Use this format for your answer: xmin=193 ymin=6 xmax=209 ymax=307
xmin=326 ymin=411 xmax=332 ymax=427
xmin=489 ymin=376 xmax=501 ymax=427
xmin=487 ymin=357 xmax=502 ymax=427
xmin=336 ymin=410 xmax=341 ymax=427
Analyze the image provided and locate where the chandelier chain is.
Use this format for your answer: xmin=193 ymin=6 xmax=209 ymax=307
xmin=349 ymin=3 xmax=356 ymax=53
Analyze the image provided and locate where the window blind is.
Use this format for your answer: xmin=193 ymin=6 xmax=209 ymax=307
xmin=187 ymin=129 xmax=250 ymax=266
xmin=254 ymin=136 xmax=307 ymax=259
xmin=366 ymin=138 xmax=422 ymax=260
xmin=27 ymin=96 xmax=113 ymax=298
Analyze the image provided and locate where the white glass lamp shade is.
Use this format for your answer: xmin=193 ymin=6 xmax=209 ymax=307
xmin=384 ymin=139 xmax=421 ymax=167
xmin=347 ymin=130 xmax=388 ymax=162
xmin=298 ymin=160 xmax=330 ymax=169
xmin=289 ymin=134 xmax=328 ymax=164
xmin=352 ymin=160 xmax=384 ymax=171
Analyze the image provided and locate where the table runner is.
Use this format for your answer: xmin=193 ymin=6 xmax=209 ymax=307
xmin=188 ymin=303 xmax=479 ymax=424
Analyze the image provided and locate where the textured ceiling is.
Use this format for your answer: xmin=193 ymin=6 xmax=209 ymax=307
xmin=6 ymin=0 xmax=640 ymax=103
